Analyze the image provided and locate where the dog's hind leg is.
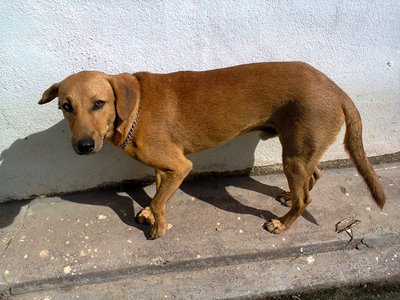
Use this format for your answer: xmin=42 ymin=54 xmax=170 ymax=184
xmin=264 ymin=153 xmax=317 ymax=233
xmin=264 ymin=110 xmax=341 ymax=234
xmin=277 ymin=166 xmax=322 ymax=207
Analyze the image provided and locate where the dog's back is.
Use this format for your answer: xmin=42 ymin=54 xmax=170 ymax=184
xmin=134 ymin=62 xmax=344 ymax=153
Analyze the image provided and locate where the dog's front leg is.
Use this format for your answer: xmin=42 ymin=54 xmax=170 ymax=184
xmin=136 ymin=170 xmax=162 ymax=226
xmin=147 ymin=158 xmax=192 ymax=239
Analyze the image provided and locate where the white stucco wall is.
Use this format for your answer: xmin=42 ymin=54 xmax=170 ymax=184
xmin=0 ymin=1 xmax=399 ymax=202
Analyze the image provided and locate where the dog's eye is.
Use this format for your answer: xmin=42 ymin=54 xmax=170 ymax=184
xmin=94 ymin=100 xmax=105 ymax=110
xmin=61 ymin=103 xmax=73 ymax=113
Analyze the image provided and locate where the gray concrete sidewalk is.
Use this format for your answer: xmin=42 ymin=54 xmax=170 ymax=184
xmin=0 ymin=163 xmax=399 ymax=299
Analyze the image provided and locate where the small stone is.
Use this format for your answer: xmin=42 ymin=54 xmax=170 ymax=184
xmin=237 ymin=217 xmax=241 ymax=220
xmin=339 ymin=186 xmax=347 ymax=194
xmin=167 ymin=223 xmax=173 ymax=229
xmin=97 ymin=214 xmax=107 ymax=220
xmin=40 ymin=250 xmax=49 ymax=258
xmin=127 ymin=239 xmax=132 ymax=244
xmin=365 ymin=207 xmax=371 ymax=212
xmin=196 ymin=255 xmax=201 ymax=259
xmin=306 ymin=256 xmax=315 ymax=264
xmin=300 ymin=247 xmax=304 ymax=253
xmin=4 ymin=270 xmax=9 ymax=275
xmin=239 ymin=229 xmax=244 ymax=234
xmin=63 ymin=266 xmax=71 ymax=274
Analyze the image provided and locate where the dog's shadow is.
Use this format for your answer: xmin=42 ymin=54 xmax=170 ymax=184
xmin=179 ymin=176 xmax=283 ymax=220
xmin=59 ymin=176 xmax=281 ymax=240
xmin=58 ymin=188 xmax=154 ymax=238
xmin=59 ymin=173 xmax=318 ymax=239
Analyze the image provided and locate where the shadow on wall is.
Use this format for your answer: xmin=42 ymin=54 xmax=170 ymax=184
xmin=0 ymin=120 xmax=152 ymax=202
xmin=0 ymin=120 xmax=266 ymax=203
xmin=189 ymin=131 xmax=262 ymax=173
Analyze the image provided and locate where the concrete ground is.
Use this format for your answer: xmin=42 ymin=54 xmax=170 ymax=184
xmin=0 ymin=162 xmax=399 ymax=299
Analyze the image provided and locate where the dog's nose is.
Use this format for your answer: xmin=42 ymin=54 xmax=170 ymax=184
xmin=76 ymin=138 xmax=95 ymax=154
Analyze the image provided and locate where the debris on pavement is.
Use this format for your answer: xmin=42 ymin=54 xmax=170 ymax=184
xmin=335 ymin=217 xmax=361 ymax=244
xmin=150 ymin=257 xmax=169 ymax=266
xmin=96 ymin=214 xmax=107 ymax=220
xmin=306 ymin=256 xmax=315 ymax=264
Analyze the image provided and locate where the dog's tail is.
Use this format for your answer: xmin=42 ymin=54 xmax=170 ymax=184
xmin=341 ymin=96 xmax=385 ymax=209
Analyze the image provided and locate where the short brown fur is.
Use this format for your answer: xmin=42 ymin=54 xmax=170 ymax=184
xmin=39 ymin=62 xmax=385 ymax=239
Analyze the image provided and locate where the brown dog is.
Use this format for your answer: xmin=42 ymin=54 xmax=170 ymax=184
xmin=39 ymin=62 xmax=385 ymax=239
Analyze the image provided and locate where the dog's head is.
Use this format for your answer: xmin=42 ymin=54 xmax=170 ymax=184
xmin=39 ymin=71 xmax=138 ymax=154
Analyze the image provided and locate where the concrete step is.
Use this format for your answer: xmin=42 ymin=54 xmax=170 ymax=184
xmin=1 ymin=163 xmax=399 ymax=299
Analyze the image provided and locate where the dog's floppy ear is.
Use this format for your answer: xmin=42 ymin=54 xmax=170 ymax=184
xmin=107 ymin=74 xmax=139 ymax=122
xmin=38 ymin=83 xmax=60 ymax=104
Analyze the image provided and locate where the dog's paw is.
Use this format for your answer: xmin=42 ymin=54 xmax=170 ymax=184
xmin=150 ymin=222 xmax=166 ymax=240
xmin=136 ymin=207 xmax=155 ymax=225
xmin=263 ymin=219 xmax=287 ymax=234
xmin=276 ymin=192 xmax=293 ymax=207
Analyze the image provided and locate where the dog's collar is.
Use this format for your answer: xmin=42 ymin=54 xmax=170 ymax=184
xmin=120 ymin=105 xmax=139 ymax=150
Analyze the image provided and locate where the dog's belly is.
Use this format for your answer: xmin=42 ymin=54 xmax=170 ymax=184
xmin=179 ymin=114 xmax=278 ymax=154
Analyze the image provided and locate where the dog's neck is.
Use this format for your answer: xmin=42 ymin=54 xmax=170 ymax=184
xmin=110 ymin=101 xmax=140 ymax=151
xmin=120 ymin=104 xmax=139 ymax=149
